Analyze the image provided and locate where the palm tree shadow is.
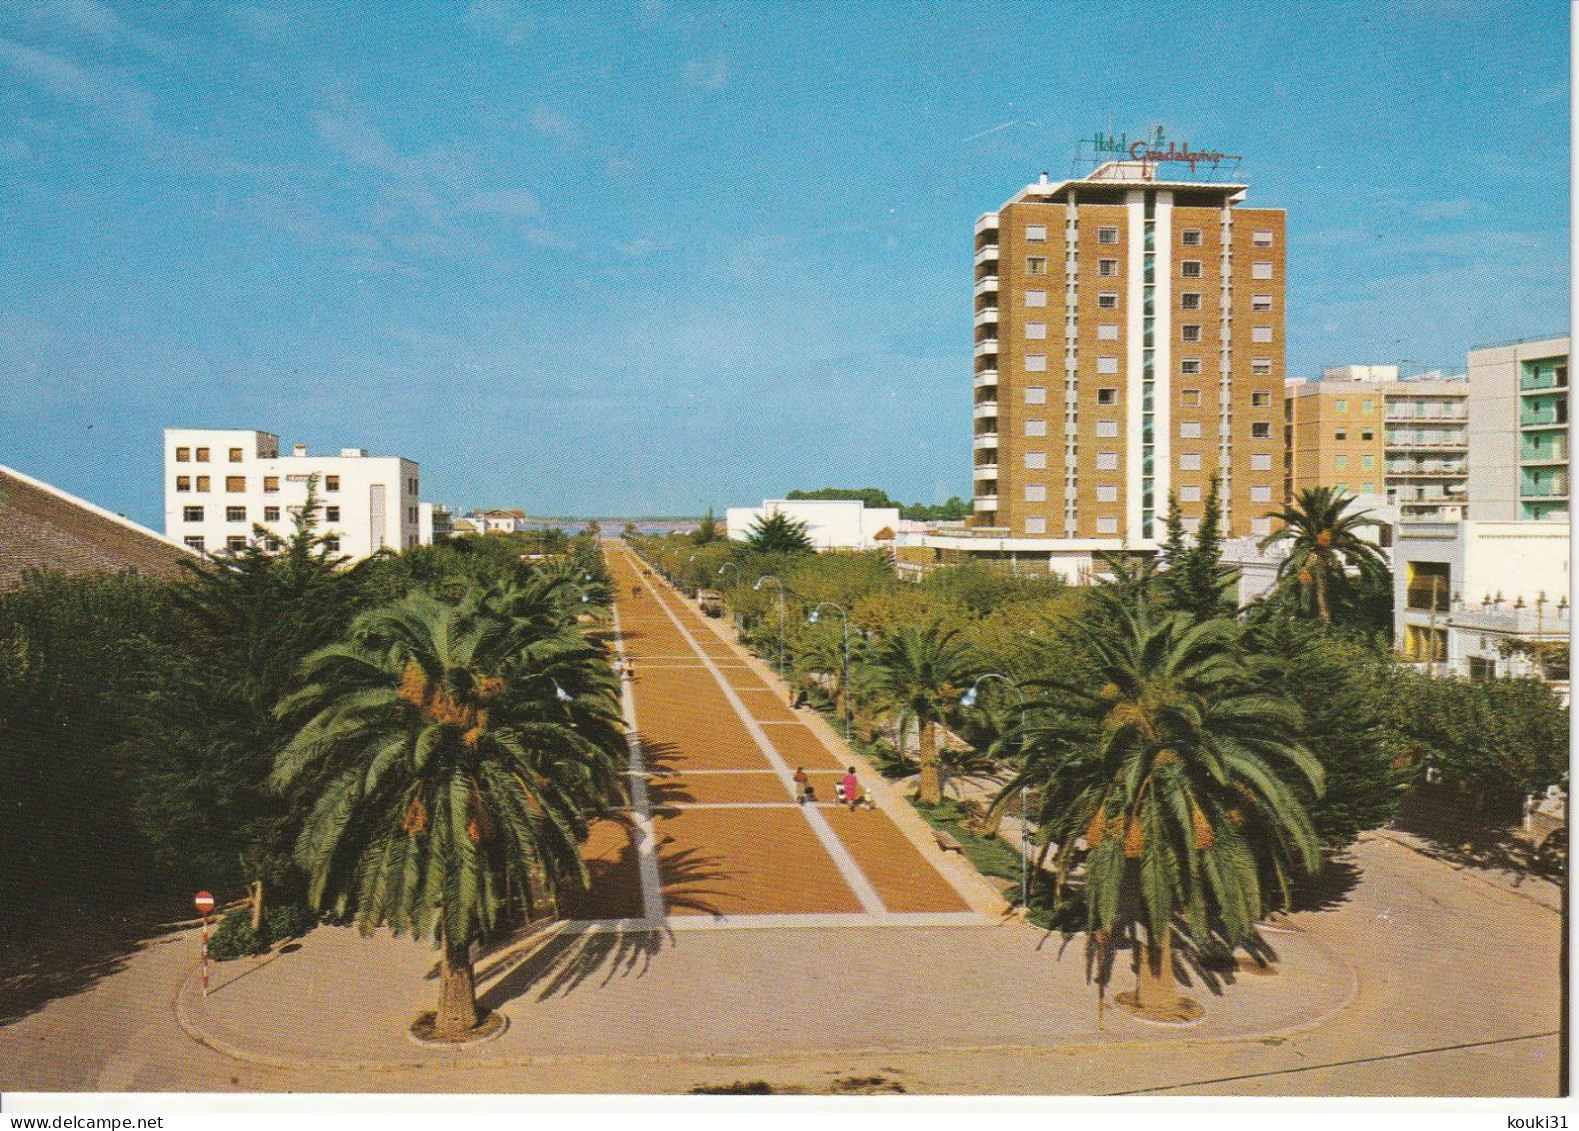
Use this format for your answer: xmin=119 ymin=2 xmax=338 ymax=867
xmin=636 ymin=739 xmax=682 ymax=777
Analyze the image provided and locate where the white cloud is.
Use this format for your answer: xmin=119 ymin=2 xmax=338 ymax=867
xmin=464 ymin=0 xmax=536 ymax=46
xmin=529 ymin=105 xmax=579 ymax=143
xmin=683 ymin=54 xmax=730 ymax=91
xmin=0 ymin=37 xmax=152 ymax=128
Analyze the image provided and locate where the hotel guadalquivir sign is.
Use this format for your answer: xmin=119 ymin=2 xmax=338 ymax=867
xmin=1090 ymin=125 xmax=1241 ymax=172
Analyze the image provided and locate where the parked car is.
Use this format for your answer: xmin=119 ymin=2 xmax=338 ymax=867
xmin=697 ymin=589 xmax=724 ymax=617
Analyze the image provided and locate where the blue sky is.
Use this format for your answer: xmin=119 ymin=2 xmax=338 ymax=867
xmin=0 ymin=0 xmax=1567 ymax=523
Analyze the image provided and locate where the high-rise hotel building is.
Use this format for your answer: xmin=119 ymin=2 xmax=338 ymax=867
xmin=970 ymin=161 xmax=1286 ymax=550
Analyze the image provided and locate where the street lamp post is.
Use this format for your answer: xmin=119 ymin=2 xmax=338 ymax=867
xmin=807 ymin=602 xmax=851 ymax=739
xmin=960 ymin=672 xmax=1030 ymax=914
xmin=753 ymin=575 xmax=786 ymax=680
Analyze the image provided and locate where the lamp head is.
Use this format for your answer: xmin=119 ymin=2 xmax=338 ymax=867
xmin=960 ymin=687 xmax=977 ymax=708
xmin=807 ymin=608 xmax=820 ymax=624
xmin=753 ymin=579 xmax=764 ymax=591
xmin=553 ymin=681 xmax=573 ymax=703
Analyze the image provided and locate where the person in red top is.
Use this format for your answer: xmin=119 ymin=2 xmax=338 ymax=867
xmin=841 ymin=767 xmax=861 ymax=811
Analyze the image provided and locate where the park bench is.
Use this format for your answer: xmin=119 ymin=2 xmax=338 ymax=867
xmin=932 ymin=828 xmax=964 ymax=854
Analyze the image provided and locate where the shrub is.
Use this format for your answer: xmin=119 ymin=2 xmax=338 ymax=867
xmin=264 ymin=902 xmax=315 ymax=942
xmin=206 ymin=910 xmax=268 ymax=961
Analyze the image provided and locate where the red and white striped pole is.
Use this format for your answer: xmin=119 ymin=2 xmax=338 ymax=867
xmin=194 ymin=891 xmax=214 ymax=997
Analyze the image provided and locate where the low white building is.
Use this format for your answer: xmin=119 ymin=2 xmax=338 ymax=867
xmin=471 ymin=509 xmax=529 ymax=533
xmin=1394 ymin=521 xmax=1570 ymax=683
xmin=163 ymin=429 xmax=424 ymax=562
xmin=726 ymin=499 xmax=902 ymax=551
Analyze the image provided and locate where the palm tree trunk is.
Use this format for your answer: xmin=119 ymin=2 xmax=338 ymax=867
xmin=1315 ymin=561 xmax=1331 ymax=622
xmin=435 ymin=926 xmax=479 ymax=1037
xmin=248 ymin=879 xmax=264 ymax=933
xmin=1135 ymin=925 xmax=1179 ymax=1013
xmin=918 ymin=719 xmax=941 ymax=804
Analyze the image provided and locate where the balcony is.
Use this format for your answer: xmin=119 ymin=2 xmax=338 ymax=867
xmin=973 ymin=495 xmax=999 ymax=511
xmin=974 ymin=308 xmax=999 ymax=329
xmin=973 ymin=401 xmax=999 ymax=420
xmin=975 ymin=244 xmax=1000 ymax=268
xmin=1522 ymin=409 xmax=1567 ymax=429
xmin=1384 ymin=410 xmax=1465 ymax=423
xmin=973 ymin=433 xmax=999 ymax=451
xmin=974 ymin=463 xmax=999 ymax=480
xmin=974 ymin=339 xmax=999 ymax=359
xmin=1385 ymin=434 xmax=1468 ymax=449
xmin=975 ymin=212 xmax=999 ymax=237
xmin=973 ymin=369 xmax=999 ymax=390
xmin=1386 ymin=464 xmax=1467 ymax=478
xmin=974 ymin=275 xmax=999 ymax=299
xmin=1520 ymin=369 xmax=1567 ymax=392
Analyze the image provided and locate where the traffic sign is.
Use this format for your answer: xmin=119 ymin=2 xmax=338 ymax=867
xmin=194 ymin=891 xmax=214 ymax=916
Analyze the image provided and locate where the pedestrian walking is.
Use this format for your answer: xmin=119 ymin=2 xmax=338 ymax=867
xmin=793 ymin=767 xmax=813 ymax=804
xmin=841 ymin=766 xmax=861 ymax=812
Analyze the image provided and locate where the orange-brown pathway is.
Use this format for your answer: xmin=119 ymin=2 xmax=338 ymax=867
xmin=559 ymin=541 xmax=980 ymax=928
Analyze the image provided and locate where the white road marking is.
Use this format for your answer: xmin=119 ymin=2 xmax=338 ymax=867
xmin=608 ymin=591 xmax=666 ymax=924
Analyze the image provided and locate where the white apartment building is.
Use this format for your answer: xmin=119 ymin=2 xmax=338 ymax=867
xmin=163 ymin=429 xmax=424 ymax=561
xmin=726 ymin=499 xmax=902 ymax=551
xmin=1467 ymin=335 xmax=1569 ymax=522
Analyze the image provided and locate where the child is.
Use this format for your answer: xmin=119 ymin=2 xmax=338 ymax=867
xmin=793 ymin=767 xmax=813 ymax=805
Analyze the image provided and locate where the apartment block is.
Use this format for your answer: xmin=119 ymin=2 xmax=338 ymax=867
xmin=971 ymin=160 xmax=1285 ymax=551
xmin=1285 ymin=366 xmax=1469 ymax=522
xmin=163 ymin=429 xmax=424 ymax=561
xmin=1467 ymin=335 xmax=1569 ymax=522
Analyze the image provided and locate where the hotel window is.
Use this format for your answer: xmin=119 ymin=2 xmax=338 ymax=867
xmin=1251 ymin=294 xmax=1272 ymax=312
xmin=1024 ymin=452 xmax=1047 ymax=470
xmin=1251 ymin=453 xmax=1273 ymax=472
xmin=1181 ymin=325 xmax=1201 ymax=342
xmin=1097 ymin=323 xmax=1119 ymax=341
xmin=195 ymin=447 xmax=210 ymax=462
xmin=1096 ymin=452 xmax=1119 ymax=471
xmin=1181 ymin=229 xmax=1202 ymax=246
xmin=1251 ymin=517 xmax=1272 ymax=536
xmin=1180 ymin=421 xmax=1203 ymax=439
xmin=1025 ymin=290 xmax=1047 ymax=307
xmin=407 ymin=506 xmax=418 ymax=524
xmin=176 ymin=476 xmax=192 ymax=492
xmin=1361 ymin=400 xmax=1374 ymax=414
xmin=1361 ymin=430 xmax=1374 ymax=441
xmin=175 ymin=447 xmax=191 ymax=462
xmin=1181 ymin=260 xmax=1203 ymax=278
xmin=184 ymin=536 xmax=205 ymax=552
xmin=1180 ymin=359 xmax=1202 ymax=375
xmin=1097 ymin=356 xmax=1119 ymax=375
xmin=1025 ymin=322 xmax=1047 ymax=340
xmin=183 ymin=505 xmax=204 ymax=522
xmin=1024 ymin=517 xmax=1046 ymax=535
xmin=264 ymin=506 xmax=281 ymax=521
xmin=1251 ymin=422 xmax=1272 ymax=439
xmin=229 ymin=447 xmax=243 ymax=463
xmin=1335 ymin=429 xmax=1347 ymax=441
xmin=264 ymin=477 xmax=279 ymax=493
xmin=325 ymin=476 xmax=340 ymax=492
xmin=1362 ymin=481 xmax=1376 ymax=493
xmin=1025 ymin=419 xmax=1047 ymax=437
xmin=226 ymin=536 xmax=247 ymax=553
xmin=1097 ymin=258 xmax=1118 ymax=277
xmin=1025 ymin=484 xmax=1047 ymax=502
xmin=226 ymin=476 xmax=246 ymax=492
xmin=265 ymin=538 xmax=282 ymax=552
xmin=1026 ymin=257 xmax=1047 ymax=274
xmin=226 ymin=506 xmax=246 ymax=522
xmin=1097 ymin=226 xmax=1118 ymax=244
xmin=1180 ymin=292 xmax=1201 ymax=311
xmin=1097 ymin=292 xmax=1118 ymax=309
xmin=1251 ymin=262 xmax=1273 ymax=280
xmin=1179 ymin=453 xmax=1202 ymax=471
xmin=1096 ymin=516 xmax=1119 ymax=534
xmin=1251 ymin=359 xmax=1272 ymax=376
xmin=1096 ymin=420 xmax=1119 ymax=438
xmin=1362 ymin=455 xmax=1375 ymax=470
xmin=1250 ymin=485 xmax=1273 ymax=503
xmin=1025 ymin=225 xmax=1047 ymax=241
xmin=1251 ymin=391 xmax=1271 ymax=407
xmin=1251 ymin=326 xmax=1273 ymax=344
xmin=1334 ymin=399 xmax=1348 ymax=414
xmin=325 ymin=506 xmax=341 ymax=521
xmin=195 ymin=476 xmax=210 ymax=492
xmin=1096 ymin=485 xmax=1118 ymax=502
xmin=324 ymin=536 xmax=341 ymax=552
xmin=1181 ymin=389 xmax=1201 ymax=407
xmin=1334 ymin=455 xmax=1348 ymax=471
xmin=1180 ymin=485 xmax=1202 ymax=503
xmin=1025 ymin=354 xmax=1047 ymax=371
xmin=1024 ymin=386 xmax=1047 ymax=405
xmin=1097 ymin=387 xmax=1117 ymax=405
xmin=1252 ymin=230 xmax=1274 ymax=247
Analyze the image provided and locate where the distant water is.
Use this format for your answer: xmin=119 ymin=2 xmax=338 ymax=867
xmin=518 ymin=519 xmax=699 ymax=537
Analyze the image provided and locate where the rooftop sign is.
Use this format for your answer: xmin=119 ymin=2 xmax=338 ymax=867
xmin=1080 ymin=125 xmax=1242 ymax=177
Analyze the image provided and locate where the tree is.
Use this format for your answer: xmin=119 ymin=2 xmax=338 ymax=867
xmin=1008 ymin=589 xmax=1323 ymax=1020
xmin=1259 ymin=487 xmax=1388 ymax=623
xmin=693 ymin=508 xmax=721 ymax=545
xmin=1159 ymin=476 xmax=1235 ymax=622
xmin=745 ymin=511 xmax=814 ymax=554
xmin=272 ymin=585 xmax=625 ymax=1038
xmin=585 ymin=520 xmax=601 ymax=538
xmin=867 ymin=622 xmax=976 ymax=804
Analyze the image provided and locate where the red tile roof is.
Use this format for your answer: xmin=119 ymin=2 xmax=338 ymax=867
xmin=0 ymin=464 xmax=192 ymax=590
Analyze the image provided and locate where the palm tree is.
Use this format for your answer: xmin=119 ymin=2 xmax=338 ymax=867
xmin=867 ymin=622 xmax=976 ymax=805
xmin=1007 ymin=589 xmax=1323 ymax=1020
xmin=271 ymin=587 xmax=625 ymax=1039
xmin=1259 ymin=487 xmax=1388 ymax=623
